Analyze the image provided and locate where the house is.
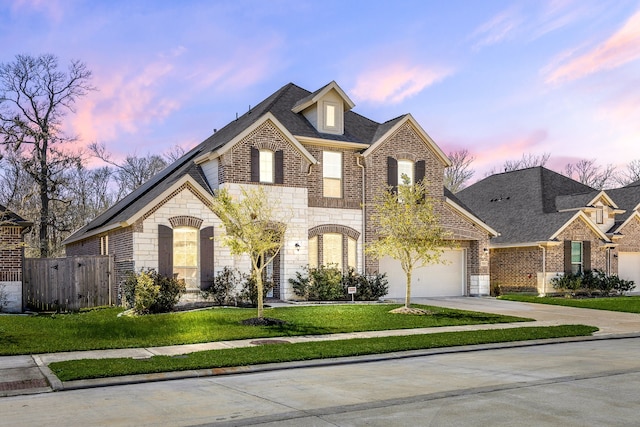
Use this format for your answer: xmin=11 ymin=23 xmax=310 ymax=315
xmin=0 ymin=205 xmax=32 ymax=312
xmin=456 ymin=167 xmax=640 ymax=294
xmin=64 ymin=81 xmax=496 ymax=301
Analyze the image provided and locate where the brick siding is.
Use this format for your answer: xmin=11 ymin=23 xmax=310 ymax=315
xmin=0 ymin=226 xmax=24 ymax=281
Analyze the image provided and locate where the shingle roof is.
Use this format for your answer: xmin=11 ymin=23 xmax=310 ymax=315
xmin=63 ymin=82 xmax=411 ymax=244
xmin=456 ymin=167 xmax=595 ymax=244
xmin=0 ymin=204 xmax=31 ymax=226
xmin=604 ymin=185 xmax=640 ymax=232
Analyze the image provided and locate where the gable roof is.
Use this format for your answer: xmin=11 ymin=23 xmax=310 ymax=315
xmin=0 ymin=204 xmax=32 ymax=227
xmin=456 ymin=167 xmax=596 ymax=245
xmin=603 ymin=184 xmax=640 ymax=232
xmin=64 ymin=81 xmax=479 ymax=245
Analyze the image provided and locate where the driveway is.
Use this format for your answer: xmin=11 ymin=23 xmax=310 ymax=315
xmin=413 ymin=297 xmax=640 ymax=335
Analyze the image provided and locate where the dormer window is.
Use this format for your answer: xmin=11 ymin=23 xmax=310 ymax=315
xmin=325 ymin=102 xmax=336 ymax=128
xmin=596 ymin=206 xmax=604 ymax=224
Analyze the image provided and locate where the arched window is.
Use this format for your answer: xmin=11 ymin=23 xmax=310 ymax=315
xmin=308 ymin=225 xmax=359 ymax=271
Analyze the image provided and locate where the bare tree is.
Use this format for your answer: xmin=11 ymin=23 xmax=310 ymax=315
xmin=89 ymin=142 xmax=167 ymax=200
xmin=0 ymin=54 xmax=93 ymax=257
xmin=485 ymin=152 xmax=551 ymax=176
xmin=564 ymin=159 xmax=617 ymax=190
xmin=615 ymin=159 xmax=640 ymax=187
xmin=444 ymin=149 xmax=475 ymax=193
xmin=164 ymin=144 xmax=186 ymax=163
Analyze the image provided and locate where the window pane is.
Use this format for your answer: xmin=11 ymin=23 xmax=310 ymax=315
xmin=259 ymin=150 xmax=274 ymax=183
xmin=323 ymin=151 xmax=342 ymax=198
xmin=308 ymin=236 xmax=318 ymax=268
xmin=326 ymin=104 xmax=336 ymax=127
xmin=398 ymin=160 xmax=414 ymax=185
xmin=348 ymin=237 xmax=356 ymax=269
xmin=323 ymin=233 xmax=342 ymax=270
xmin=571 ymin=241 xmax=582 ymax=263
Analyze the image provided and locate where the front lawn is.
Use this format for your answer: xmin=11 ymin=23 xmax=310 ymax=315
xmin=50 ymin=325 xmax=597 ymax=382
xmin=500 ymin=295 xmax=640 ymax=313
xmin=0 ymin=304 xmax=530 ymax=355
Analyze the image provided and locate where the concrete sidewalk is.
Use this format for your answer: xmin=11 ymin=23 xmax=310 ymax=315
xmin=2 ymin=297 xmax=639 ymax=398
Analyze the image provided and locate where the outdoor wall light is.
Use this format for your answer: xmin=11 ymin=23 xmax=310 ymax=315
xmin=483 ymin=248 xmax=489 ymax=254
xmin=294 ymin=243 xmax=300 ymax=251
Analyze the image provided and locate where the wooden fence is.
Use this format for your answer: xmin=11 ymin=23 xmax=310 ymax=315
xmin=23 ymin=255 xmax=115 ymax=312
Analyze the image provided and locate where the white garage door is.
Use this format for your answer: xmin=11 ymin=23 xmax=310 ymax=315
xmin=618 ymin=252 xmax=640 ymax=287
xmin=379 ymin=249 xmax=466 ymax=299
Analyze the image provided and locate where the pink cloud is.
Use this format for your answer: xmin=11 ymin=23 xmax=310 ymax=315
xmin=351 ymin=63 xmax=453 ymax=105
xmin=469 ymin=8 xmax=522 ymax=49
xmin=67 ymin=59 xmax=181 ymax=147
xmin=545 ymin=10 xmax=640 ymax=84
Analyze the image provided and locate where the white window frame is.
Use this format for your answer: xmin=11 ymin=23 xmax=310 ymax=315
xmin=173 ymin=226 xmax=199 ymax=289
xmin=323 ymin=151 xmax=342 ymax=198
xmin=571 ymin=241 xmax=583 ymax=275
xmin=259 ymin=149 xmax=274 ymax=183
xmin=398 ymin=159 xmax=414 ymax=186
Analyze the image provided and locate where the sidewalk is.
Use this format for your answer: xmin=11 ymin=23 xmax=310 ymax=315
xmin=2 ymin=298 xmax=639 ymax=397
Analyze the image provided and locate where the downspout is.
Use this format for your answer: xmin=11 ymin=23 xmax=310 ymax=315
xmin=357 ymin=155 xmax=365 ymax=274
xmin=538 ymin=244 xmax=546 ymax=296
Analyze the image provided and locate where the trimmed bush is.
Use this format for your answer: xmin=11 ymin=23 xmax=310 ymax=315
xmin=551 ymin=269 xmax=635 ymax=297
xmin=122 ymin=269 xmax=186 ymax=314
xmin=290 ymin=266 xmax=388 ymax=301
xmin=237 ymin=274 xmax=273 ymax=307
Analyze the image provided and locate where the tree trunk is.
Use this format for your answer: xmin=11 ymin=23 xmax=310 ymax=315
xmin=405 ymin=269 xmax=412 ymax=308
xmin=256 ymin=254 xmax=264 ymax=318
xmin=39 ymin=140 xmax=50 ymax=258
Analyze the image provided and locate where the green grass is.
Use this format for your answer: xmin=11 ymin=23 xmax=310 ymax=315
xmin=49 ymin=325 xmax=598 ymax=381
xmin=499 ymin=295 xmax=640 ymax=313
xmin=0 ymin=304 xmax=530 ymax=355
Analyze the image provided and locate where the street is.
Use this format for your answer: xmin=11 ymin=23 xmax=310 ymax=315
xmin=1 ymin=337 xmax=639 ymax=426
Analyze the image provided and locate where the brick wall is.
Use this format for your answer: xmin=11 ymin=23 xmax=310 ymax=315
xmin=219 ymin=120 xmax=309 ymax=188
xmin=548 ymin=218 xmax=608 ymax=273
xmin=0 ymin=226 xmax=23 ymax=281
xmin=304 ymin=145 xmax=363 ymax=209
xmin=490 ymin=246 xmax=541 ymax=292
xmin=617 ymin=216 xmax=640 ymax=252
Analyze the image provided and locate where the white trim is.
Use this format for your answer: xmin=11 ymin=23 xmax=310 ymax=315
xmin=445 ymin=197 xmax=498 ymax=237
xmin=291 ymin=81 xmax=355 ymax=113
xmin=361 ymin=114 xmax=451 ymax=167
xmin=616 ymin=210 xmax=640 ymax=233
xmin=490 ymin=241 xmax=563 ymax=249
xmin=549 ymin=211 xmax=611 ymax=241
xmin=63 ymin=176 xmax=215 ymax=245
xmin=587 ymin=191 xmax=619 ymax=209
xmin=295 ymin=135 xmax=369 ymax=150
xmin=194 ymin=113 xmax=319 ymax=166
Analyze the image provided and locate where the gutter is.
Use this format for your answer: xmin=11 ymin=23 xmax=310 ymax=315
xmin=357 ymin=155 xmax=365 ymax=273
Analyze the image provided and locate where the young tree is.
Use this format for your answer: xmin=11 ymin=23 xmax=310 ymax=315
xmin=210 ymin=186 xmax=289 ymax=319
xmin=366 ymin=177 xmax=452 ymax=314
xmin=0 ymin=54 xmax=93 ymax=257
xmin=444 ymin=149 xmax=475 ymax=193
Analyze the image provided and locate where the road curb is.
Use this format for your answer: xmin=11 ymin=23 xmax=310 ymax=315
xmin=58 ymin=332 xmax=640 ymax=392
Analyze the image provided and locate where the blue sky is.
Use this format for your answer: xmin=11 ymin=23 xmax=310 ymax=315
xmin=2 ymin=0 xmax=640 ymax=178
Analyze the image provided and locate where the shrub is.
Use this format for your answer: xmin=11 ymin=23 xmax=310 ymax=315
xmin=551 ymin=269 xmax=635 ymax=298
xmin=342 ymin=268 xmax=389 ymax=301
xmin=237 ymin=274 xmax=273 ymax=307
xmin=122 ymin=269 xmax=186 ymax=314
xmin=290 ymin=266 xmax=388 ymax=301
xmin=202 ymin=266 xmax=241 ymax=306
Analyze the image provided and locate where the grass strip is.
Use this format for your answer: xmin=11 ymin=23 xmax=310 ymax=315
xmin=50 ymin=325 xmax=597 ymax=382
xmin=0 ymin=304 xmax=530 ymax=356
xmin=500 ymin=295 xmax=640 ymax=313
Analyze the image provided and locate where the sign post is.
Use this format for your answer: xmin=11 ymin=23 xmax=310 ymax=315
xmin=347 ymin=286 xmax=357 ymax=303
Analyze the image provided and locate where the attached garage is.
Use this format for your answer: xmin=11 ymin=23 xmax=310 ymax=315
xmin=618 ymin=252 xmax=640 ymax=287
xmin=380 ymin=249 xmax=466 ymax=299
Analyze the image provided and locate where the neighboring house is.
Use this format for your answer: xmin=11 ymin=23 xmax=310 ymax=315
xmin=457 ymin=167 xmax=640 ymax=294
xmin=64 ymin=81 xmax=496 ymax=301
xmin=0 ymin=205 xmax=32 ymax=312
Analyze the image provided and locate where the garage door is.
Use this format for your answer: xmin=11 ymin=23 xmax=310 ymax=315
xmin=379 ymin=249 xmax=466 ymax=299
xmin=618 ymin=252 xmax=640 ymax=287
